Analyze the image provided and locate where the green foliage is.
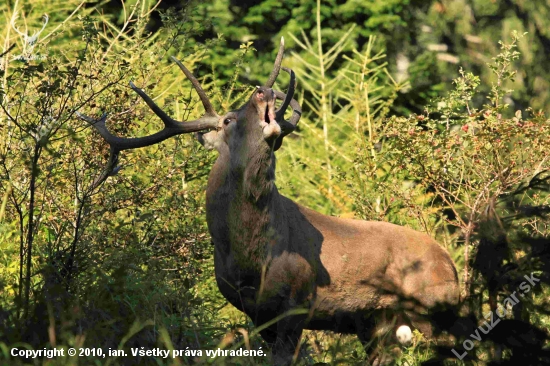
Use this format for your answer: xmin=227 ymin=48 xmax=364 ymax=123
xmin=385 ymin=31 xmax=549 ymax=283
xmin=0 ymin=1 xmax=236 ymax=363
xmin=189 ymin=0 xmax=550 ymax=118
xmin=0 ymin=0 xmax=549 ymax=365
xmin=378 ymin=32 xmax=550 ymax=362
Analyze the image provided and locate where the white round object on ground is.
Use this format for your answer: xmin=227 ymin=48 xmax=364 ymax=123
xmin=396 ymin=325 xmax=412 ymax=344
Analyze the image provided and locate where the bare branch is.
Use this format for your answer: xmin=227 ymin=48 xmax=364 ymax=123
xmin=0 ymin=44 xmax=15 ymax=58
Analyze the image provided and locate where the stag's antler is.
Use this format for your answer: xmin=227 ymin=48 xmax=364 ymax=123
xmin=275 ymin=67 xmax=301 ymax=127
xmin=264 ymin=37 xmax=285 ymax=89
xmin=77 ymin=58 xmax=219 ymax=188
xmin=265 ymin=38 xmax=302 ymax=151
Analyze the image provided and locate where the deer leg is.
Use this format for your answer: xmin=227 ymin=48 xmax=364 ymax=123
xmin=356 ymin=313 xmax=381 ymax=363
xmin=250 ymin=312 xmax=278 ymax=344
xmin=271 ymin=314 xmax=305 ymax=366
xmin=249 ymin=309 xmax=302 ymax=364
xmin=255 ymin=254 xmax=313 ymax=363
xmin=357 ymin=334 xmax=379 ymax=365
xmin=357 ymin=333 xmax=395 ymax=366
xmin=359 ymin=331 xmax=400 ymax=366
xmin=357 ymin=309 xmax=405 ymax=365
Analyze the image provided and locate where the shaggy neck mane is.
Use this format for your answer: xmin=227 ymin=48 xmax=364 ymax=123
xmin=230 ymin=135 xmax=277 ymax=202
xmin=226 ymin=138 xmax=279 ymax=268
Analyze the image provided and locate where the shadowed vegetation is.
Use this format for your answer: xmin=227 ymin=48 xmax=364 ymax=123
xmin=0 ymin=0 xmax=548 ymax=365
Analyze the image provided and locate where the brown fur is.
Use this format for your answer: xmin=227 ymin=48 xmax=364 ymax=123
xmin=80 ymin=49 xmax=455 ymax=363
xmin=200 ymin=87 xmax=460 ymax=363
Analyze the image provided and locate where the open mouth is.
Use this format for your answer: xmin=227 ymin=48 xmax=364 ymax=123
xmin=256 ymin=90 xmax=281 ymax=140
xmin=264 ymin=106 xmax=270 ymax=124
xmin=255 ymin=88 xmax=279 ymax=140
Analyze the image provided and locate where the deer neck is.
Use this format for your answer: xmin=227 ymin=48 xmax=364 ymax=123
xmin=208 ymin=136 xmax=281 ymax=271
xmin=227 ymin=126 xmax=278 ymax=199
xmin=206 ymin=151 xmax=231 ymax=220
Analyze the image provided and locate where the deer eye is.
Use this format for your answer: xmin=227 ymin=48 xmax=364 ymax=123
xmin=224 ymin=118 xmax=233 ymax=125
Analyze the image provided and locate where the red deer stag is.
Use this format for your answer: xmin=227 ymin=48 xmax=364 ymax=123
xmin=79 ymin=38 xmax=459 ymax=364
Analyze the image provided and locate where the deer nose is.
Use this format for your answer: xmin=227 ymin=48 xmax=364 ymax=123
xmin=255 ymin=87 xmax=275 ymax=102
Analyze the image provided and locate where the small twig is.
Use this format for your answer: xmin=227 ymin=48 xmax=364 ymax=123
xmin=0 ymin=44 xmax=16 ymax=59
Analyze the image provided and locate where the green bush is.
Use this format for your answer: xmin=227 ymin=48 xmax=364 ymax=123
xmin=1 ymin=1 xmax=548 ymax=365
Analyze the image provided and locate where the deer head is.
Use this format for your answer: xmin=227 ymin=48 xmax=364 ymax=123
xmin=78 ymin=38 xmax=300 ymax=188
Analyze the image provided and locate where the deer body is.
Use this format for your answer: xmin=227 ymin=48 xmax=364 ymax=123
xmin=198 ymin=84 xmax=458 ymax=364
xmin=211 ymin=186 xmax=460 ymax=315
xmin=81 ymin=38 xmax=459 ymax=364
xmin=205 ymin=103 xmax=459 ymax=361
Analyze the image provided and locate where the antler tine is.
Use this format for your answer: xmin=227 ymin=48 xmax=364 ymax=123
xmin=170 ymin=56 xmax=218 ymax=117
xmin=287 ymin=97 xmax=301 ymax=127
xmin=264 ymin=37 xmax=285 ymax=88
xmin=91 ymin=145 xmax=119 ymax=189
xmin=76 ymin=58 xmax=220 ymax=185
xmin=273 ymin=91 xmax=301 ymax=134
xmin=273 ymin=68 xmax=301 ymax=132
xmin=272 ymin=67 xmax=302 ymax=152
xmin=77 ymin=89 xmax=218 ymax=152
xmin=76 ymin=112 xmax=113 ymax=144
xmin=128 ymin=81 xmax=217 ymax=130
xmin=275 ymin=67 xmax=295 ymax=122
xmin=75 ymin=112 xmax=120 ymax=189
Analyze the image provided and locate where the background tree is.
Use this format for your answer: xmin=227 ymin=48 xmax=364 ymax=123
xmin=0 ymin=0 xmax=548 ymax=365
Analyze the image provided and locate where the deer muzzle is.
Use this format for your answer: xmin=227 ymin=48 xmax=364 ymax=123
xmin=254 ymin=87 xmax=281 ymax=141
xmin=255 ymin=88 xmax=276 ymax=123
